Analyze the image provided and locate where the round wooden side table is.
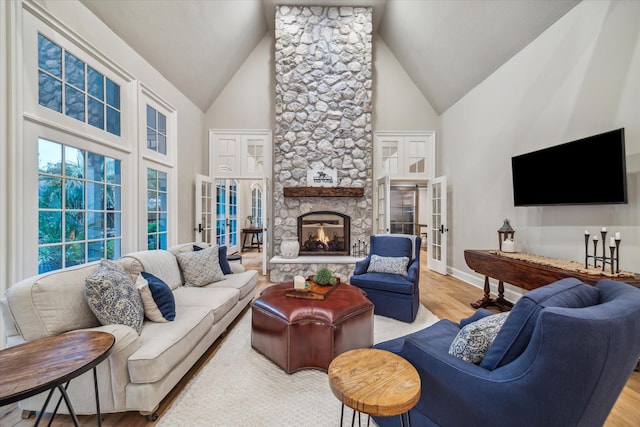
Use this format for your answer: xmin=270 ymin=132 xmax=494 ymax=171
xmin=328 ymin=348 xmax=421 ymax=427
xmin=0 ymin=330 xmax=115 ymax=426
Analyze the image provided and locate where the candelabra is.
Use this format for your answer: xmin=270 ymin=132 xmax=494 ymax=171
xmin=584 ymin=228 xmax=621 ymax=274
xmin=352 ymin=239 xmax=368 ymax=258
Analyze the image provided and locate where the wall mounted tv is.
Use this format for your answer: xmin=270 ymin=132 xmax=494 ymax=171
xmin=511 ymin=128 xmax=627 ymax=206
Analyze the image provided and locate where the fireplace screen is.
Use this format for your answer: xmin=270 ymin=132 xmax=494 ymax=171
xmin=298 ymin=211 xmax=350 ymax=256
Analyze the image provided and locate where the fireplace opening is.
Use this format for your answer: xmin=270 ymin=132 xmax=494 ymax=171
xmin=298 ymin=211 xmax=350 ymax=256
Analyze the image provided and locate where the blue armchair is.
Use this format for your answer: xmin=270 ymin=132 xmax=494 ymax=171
xmin=349 ymin=234 xmax=421 ymax=323
xmin=374 ymin=278 xmax=640 ymax=427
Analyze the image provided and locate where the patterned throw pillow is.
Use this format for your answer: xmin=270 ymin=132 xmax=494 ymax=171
xmin=366 ymin=254 xmax=410 ymax=276
xmin=84 ymin=259 xmax=144 ymax=334
xmin=137 ymin=272 xmax=176 ymax=322
xmin=176 ymin=245 xmax=225 ymax=287
xmin=448 ymin=312 xmax=510 ymax=364
xmin=193 ymin=244 xmax=233 ymax=275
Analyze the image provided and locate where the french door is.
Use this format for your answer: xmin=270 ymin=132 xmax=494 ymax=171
xmin=194 ymin=174 xmax=214 ymax=243
xmin=194 ymin=175 xmax=239 ymax=253
xmin=196 ymin=175 xmax=270 ymax=275
xmin=261 ymin=177 xmax=269 ymax=275
xmin=428 ymin=176 xmax=448 ymax=275
xmin=376 ymin=176 xmax=390 ymax=234
xmin=216 ymin=179 xmax=239 ymax=254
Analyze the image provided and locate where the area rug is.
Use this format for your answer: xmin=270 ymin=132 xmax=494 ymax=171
xmin=157 ymin=305 xmax=439 ymax=427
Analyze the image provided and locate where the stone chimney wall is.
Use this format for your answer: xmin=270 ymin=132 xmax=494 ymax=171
xmin=272 ymin=5 xmax=373 ymax=281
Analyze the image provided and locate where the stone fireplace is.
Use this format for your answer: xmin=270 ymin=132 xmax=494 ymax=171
xmin=298 ymin=211 xmax=350 ymax=256
xmin=271 ymin=5 xmax=373 ymax=282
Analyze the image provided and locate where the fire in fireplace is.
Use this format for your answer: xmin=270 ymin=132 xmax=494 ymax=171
xmin=297 ymin=211 xmax=350 ymax=256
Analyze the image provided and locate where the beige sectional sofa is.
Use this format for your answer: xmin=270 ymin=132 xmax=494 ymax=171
xmin=0 ymin=242 xmax=258 ymax=419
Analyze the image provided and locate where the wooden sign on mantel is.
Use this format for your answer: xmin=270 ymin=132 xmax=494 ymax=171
xmin=283 ymin=187 xmax=365 ymax=197
xmin=307 ymin=167 xmax=338 ymax=187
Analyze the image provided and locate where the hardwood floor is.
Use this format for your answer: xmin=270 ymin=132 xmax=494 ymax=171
xmin=2 ymin=250 xmax=639 ymax=426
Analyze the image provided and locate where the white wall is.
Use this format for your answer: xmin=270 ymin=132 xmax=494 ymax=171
xmin=205 ymin=34 xmax=274 ymax=130
xmin=373 ymin=35 xmax=440 ymax=132
xmin=442 ymin=0 xmax=640 ymax=294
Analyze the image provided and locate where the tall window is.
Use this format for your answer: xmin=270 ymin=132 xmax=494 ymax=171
xmin=251 ymin=186 xmax=262 ymax=228
xmin=38 ymin=138 xmax=122 ymax=273
xmin=140 ymin=88 xmax=176 ymax=251
xmin=146 ymin=105 xmax=167 ymax=155
xmin=147 ymin=169 xmax=168 ymax=250
xmin=38 ymin=34 xmax=121 ymax=136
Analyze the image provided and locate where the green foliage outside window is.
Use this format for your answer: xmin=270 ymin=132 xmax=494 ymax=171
xmin=147 ymin=168 xmax=168 ymax=250
xmin=38 ymin=138 xmax=122 ymax=273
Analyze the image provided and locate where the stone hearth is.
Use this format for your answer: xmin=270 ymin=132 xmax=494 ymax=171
xmin=270 ymin=5 xmax=373 ymax=282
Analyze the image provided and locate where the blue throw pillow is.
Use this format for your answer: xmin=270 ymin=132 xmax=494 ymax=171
xmin=139 ymin=271 xmax=176 ymax=322
xmin=193 ymin=244 xmax=233 ymax=275
xmin=217 ymin=245 xmax=233 ymax=275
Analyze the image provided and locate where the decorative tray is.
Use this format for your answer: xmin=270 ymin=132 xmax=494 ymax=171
xmin=285 ymin=276 xmax=340 ymax=300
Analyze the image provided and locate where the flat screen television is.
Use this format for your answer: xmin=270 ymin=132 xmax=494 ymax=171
xmin=511 ymin=128 xmax=627 ymax=206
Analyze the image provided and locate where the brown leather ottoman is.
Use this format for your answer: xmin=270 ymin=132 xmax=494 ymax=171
xmin=251 ymin=282 xmax=374 ymax=373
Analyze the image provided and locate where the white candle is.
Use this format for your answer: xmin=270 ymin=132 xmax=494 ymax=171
xmin=610 ymin=237 xmax=615 ymax=247
xmin=294 ymin=275 xmax=306 ymax=289
xmin=585 ymin=230 xmax=590 ymax=235
xmin=615 ymin=232 xmax=621 ymax=240
xmin=602 ymin=227 xmax=607 ymax=232
xmin=593 ymin=235 xmax=599 ymax=241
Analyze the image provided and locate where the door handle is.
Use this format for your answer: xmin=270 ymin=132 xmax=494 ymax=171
xmin=440 ymin=225 xmax=449 ymax=234
xmin=195 ymin=223 xmax=203 ymax=233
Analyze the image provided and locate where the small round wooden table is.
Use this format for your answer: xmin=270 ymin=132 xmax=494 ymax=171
xmin=328 ymin=348 xmax=421 ymax=427
xmin=0 ymin=330 xmax=115 ymax=426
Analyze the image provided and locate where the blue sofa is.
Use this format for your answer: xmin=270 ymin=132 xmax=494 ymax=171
xmin=374 ymin=278 xmax=640 ymax=427
xmin=349 ymin=234 xmax=421 ymax=323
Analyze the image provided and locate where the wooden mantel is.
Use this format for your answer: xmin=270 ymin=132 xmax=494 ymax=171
xmin=283 ymin=187 xmax=364 ymax=198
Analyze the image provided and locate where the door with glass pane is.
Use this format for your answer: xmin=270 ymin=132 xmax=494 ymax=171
xmin=195 ymin=174 xmax=214 ymax=243
xmin=376 ymin=176 xmax=390 ymax=234
xmin=428 ymin=176 xmax=448 ymax=275
xmin=261 ymin=177 xmax=270 ymax=276
xmin=390 ymin=186 xmax=416 ymax=235
xmin=216 ymin=179 xmax=239 ymax=253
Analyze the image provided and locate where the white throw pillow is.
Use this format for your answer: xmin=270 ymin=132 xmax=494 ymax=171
xmin=448 ymin=312 xmax=510 ymax=364
xmin=176 ymin=245 xmax=224 ymax=287
xmin=366 ymin=254 xmax=410 ymax=276
xmin=136 ymin=273 xmax=176 ymax=322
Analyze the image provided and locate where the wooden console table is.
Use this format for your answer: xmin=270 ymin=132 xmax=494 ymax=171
xmin=242 ymin=228 xmax=262 ymax=252
xmin=464 ymin=249 xmax=640 ymax=311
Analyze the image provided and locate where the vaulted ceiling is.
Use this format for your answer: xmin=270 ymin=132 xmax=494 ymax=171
xmin=80 ymin=0 xmax=581 ymax=114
